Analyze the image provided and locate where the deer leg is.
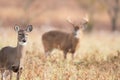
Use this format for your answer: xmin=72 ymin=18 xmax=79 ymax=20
xmin=1 ymin=69 xmax=4 ymax=80
xmin=9 ymin=70 xmax=12 ymax=80
xmin=64 ymin=51 xmax=67 ymax=59
xmin=71 ymin=52 xmax=75 ymax=59
xmin=71 ymin=53 xmax=74 ymax=59
xmin=1 ymin=70 xmax=10 ymax=80
xmin=45 ymin=51 xmax=51 ymax=56
xmin=44 ymin=46 xmax=53 ymax=57
xmin=45 ymin=49 xmax=52 ymax=57
xmin=71 ymin=50 xmax=75 ymax=59
xmin=16 ymin=71 xmax=20 ymax=80
xmin=16 ymin=68 xmax=22 ymax=80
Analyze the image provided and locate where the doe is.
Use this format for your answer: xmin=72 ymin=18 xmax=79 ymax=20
xmin=0 ymin=25 xmax=33 ymax=80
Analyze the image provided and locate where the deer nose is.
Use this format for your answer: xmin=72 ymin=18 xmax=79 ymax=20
xmin=22 ymin=40 xmax=26 ymax=42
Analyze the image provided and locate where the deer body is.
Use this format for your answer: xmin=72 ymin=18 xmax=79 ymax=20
xmin=0 ymin=25 xmax=33 ymax=80
xmin=42 ymin=16 xmax=88 ymax=59
xmin=0 ymin=45 xmax=25 ymax=72
xmin=42 ymin=31 xmax=79 ymax=59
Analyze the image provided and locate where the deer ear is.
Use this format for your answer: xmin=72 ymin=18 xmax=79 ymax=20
xmin=14 ymin=25 xmax=20 ymax=32
xmin=26 ymin=25 xmax=33 ymax=32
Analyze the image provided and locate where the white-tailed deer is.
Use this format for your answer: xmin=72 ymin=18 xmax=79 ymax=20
xmin=42 ymin=16 xmax=88 ymax=59
xmin=0 ymin=25 xmax=33 ymax=80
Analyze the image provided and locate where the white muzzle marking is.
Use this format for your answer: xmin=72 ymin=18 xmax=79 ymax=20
xmin=19 ymin=42 xmax=27 ymax=45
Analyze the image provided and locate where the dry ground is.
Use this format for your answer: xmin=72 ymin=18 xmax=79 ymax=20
xmin=0 ymin=29 xmax=120 ymax=80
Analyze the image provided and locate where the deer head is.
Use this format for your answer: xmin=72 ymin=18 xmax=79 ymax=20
xmin=14 ymin=25 xmax=33 ymax=45
xmin=66 ymin=15 xmax=89 ymax=37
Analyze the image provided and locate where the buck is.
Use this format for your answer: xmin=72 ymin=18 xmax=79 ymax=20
xmin=0 ymin=25 xmax=33 ymax=80
xmin=42 ymin=16 xmax=88 ymax=59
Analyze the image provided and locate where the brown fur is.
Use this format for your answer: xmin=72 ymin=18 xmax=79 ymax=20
xmin=0 ymin=45 xmax=25 ymax=72
xmin=42 ymin=30 xmax=79 ymax=59
xmin=42 ymin=17 xmax=88 ymax=59
xmin=0 ymin=25 xmax=33 ymax=80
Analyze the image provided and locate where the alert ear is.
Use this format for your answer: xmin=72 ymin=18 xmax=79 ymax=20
xmin=26 ymin=25 xmax=33 ymax=32
xmin=14 ymin=25 xmax=20 ymax=32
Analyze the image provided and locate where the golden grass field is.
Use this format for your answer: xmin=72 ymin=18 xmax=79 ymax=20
xmin=0 ymin=29 xmax=120 ymax=80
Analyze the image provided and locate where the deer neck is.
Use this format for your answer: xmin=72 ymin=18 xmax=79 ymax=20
xmin=16 ymin=42 xmax=26 ymax=58
xmin=72 ymin=30 xmax=81 ymax=38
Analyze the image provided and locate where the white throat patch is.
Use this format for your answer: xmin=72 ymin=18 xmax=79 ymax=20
xmin=75 ymin=30 xmax=81 ymax=38
xmin=19 ymin=42 xmax=27 ymax=46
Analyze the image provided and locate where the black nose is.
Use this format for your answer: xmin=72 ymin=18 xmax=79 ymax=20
xmin=23 ymin=40 xmax=26 ymax=42
xmin=11 ymin=66 xmax=19 ymax=73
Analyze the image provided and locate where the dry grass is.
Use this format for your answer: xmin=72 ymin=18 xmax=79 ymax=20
xmin=0 ymin=30 xmax=120 ymax=80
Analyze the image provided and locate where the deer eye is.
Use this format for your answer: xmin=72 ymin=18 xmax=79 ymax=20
xmin=74 ymin=26 xmax=79 ymax=31
xmin=19 ymin=34 xmax=22 ymax=35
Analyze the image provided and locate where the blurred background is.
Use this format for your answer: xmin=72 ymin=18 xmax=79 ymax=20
xmin=0 ymin=1 xmax=120 ymax=79
xmin=0 ymin=0 xmax=119 ymax=32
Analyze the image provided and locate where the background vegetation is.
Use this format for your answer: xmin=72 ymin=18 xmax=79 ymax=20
xmin=0 ymin=0 xmax=120 ymax=80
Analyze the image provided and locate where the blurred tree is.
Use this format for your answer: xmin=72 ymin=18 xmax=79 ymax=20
xmin=77 ymin=0 xmax=98 ymax=32
xmin=100 ymin=0 xmax=120 ymax=31
xmin=21 ymin=0 xmax=57 ymax=26
xmin=22 ymin=0 xmax=35 ymax=26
